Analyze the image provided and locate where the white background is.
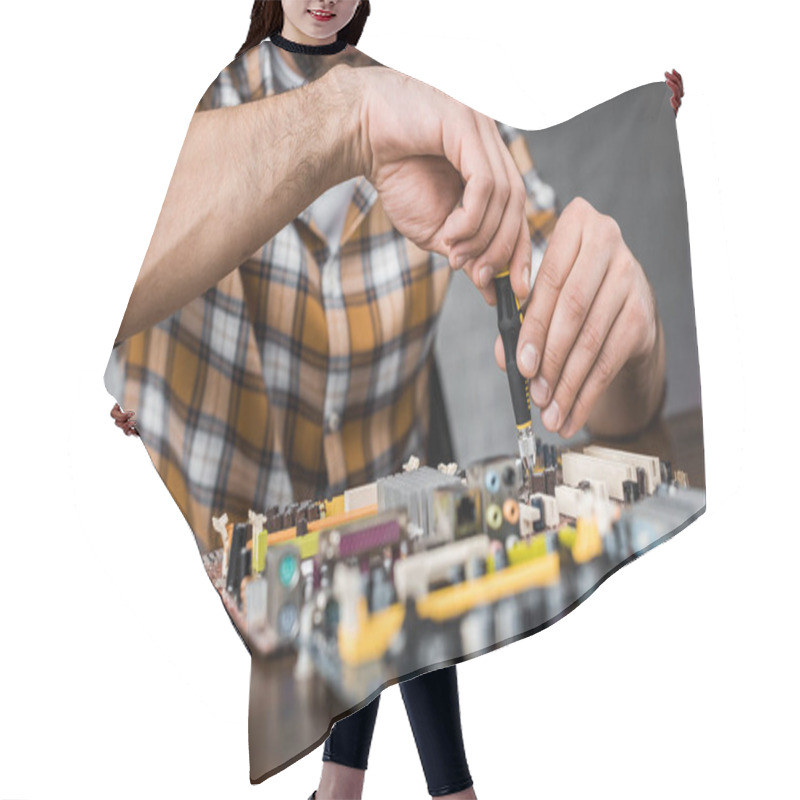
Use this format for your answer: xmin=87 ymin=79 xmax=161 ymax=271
xmin=1 ymin=1 xmax=797 ymax=798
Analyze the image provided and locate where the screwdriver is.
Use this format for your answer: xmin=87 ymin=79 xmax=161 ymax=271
xmin=494 ymin=269 xmax=536 ymax=491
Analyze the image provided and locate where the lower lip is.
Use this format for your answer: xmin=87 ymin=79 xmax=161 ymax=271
xmin=308 ymin=10 xmax=335 ymax=22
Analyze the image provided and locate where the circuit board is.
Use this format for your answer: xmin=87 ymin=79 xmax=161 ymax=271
xmin=203 ymin=442 xmax=705 ymax=703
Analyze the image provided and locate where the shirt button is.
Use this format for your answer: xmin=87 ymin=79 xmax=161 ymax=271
xmin=326 ymin=411 xmax=341 ymax=434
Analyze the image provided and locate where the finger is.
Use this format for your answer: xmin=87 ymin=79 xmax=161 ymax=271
xmin=514 ymin=198 xmax=586 ymax=382
xmin=455 ymin=129 xmax=530 ymax=302
xmin=461 ymin=257 xmax=497 ymax=305
xmin=111 ymin=404 xmax=134 ymax=424
xmin=441 ymin=115 xmax=495 ymax=254
xmin=469 ymin=180 xmax=526 ymax=293
xmin=532 ymin=226 xmax=615 ymax=414
xmin=539 ymin=265 xmax=628 ymax=433
xmin=557 ymin=297 xmax=642 ymax=438
xmin=448 ymin=117 xmax=512 ymax=272
xmin=665 ymin=78 xmax=680 ymax=101
xmin=509 ymin=216 xmax=533 ymax=303
xmin=666 ymin=79 xmax=682 ymax=104
xmin=665 ymin=69 xmax=683 ymax=92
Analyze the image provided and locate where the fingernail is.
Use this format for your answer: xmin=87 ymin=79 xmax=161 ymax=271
xmin=454 ymin=254 xmax=467 ymax=270
xmin=542 ymin=400 xmax=560 ymax=431
xmin=522 ymin=266 xmax=530 ymax=290
xmin=479 ymin=266 xmax=492 ymax=288
xmin=530 ymin=376 xmax=549 ymax=407
xmin=519 ymin=343 xmax=538 ymax=375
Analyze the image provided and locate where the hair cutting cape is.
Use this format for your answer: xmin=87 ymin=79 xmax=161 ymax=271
xmin=104 ymin=38 xmax=704 ymax=784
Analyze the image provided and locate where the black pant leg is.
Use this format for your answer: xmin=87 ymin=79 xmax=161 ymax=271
xmin=322 ymin=694 xmax=381 ymax=771
xmin=399 ymin=665 xmax=473 ymax=797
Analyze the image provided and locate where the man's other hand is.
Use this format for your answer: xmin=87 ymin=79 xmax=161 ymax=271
xmin=494 ymin=197 xmax=663 ymax=438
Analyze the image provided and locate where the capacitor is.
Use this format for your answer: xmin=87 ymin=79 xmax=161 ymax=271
xmin=636 ymin=467 xmax=647 ymax=497
xmin=529 ymin=496 xmax=545 ymax=533
xmin=226 ymin=523 xmax=249 ymax=596
xmin=296 ymin=517 xmax=308 ymax=537
xmin=622 ymin=480 xmax=640 ymax=504
xmin=266 ymin=512 xmax=282 ymax=533
xmin=282 ymin=508 xmax=296 ymax=529
xmin=242 ymin=548 xmax=252 ymax=578
xmin=236 ymin=548 xmax=253 ymax=608
xmin=544 ymin=467 xmax=556 ymax=496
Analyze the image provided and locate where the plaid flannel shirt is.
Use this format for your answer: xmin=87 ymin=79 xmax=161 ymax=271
xmin=104 ymin=39 xmax=559 ymax=553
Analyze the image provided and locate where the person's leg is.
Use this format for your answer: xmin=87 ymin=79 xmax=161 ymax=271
xmin=315 ymin=695 xmax=381 ymax=800
xmin=400 ymin=665 xmax=476 ymax=799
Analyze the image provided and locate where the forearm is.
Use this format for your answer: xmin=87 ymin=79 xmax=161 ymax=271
xmin=115 ymin=64 xmax=363 ymax=344
xmin=585 ymin=314 xmax=666 ymax=439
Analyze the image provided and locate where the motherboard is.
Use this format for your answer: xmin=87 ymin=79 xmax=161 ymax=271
xmin=203 ymin=441 xmax=705 ymax=703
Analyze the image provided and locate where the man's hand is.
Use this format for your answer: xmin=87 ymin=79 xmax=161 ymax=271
xmin=347 ymin=66 xmax=531 ymax=306
xmin=494 ymin=196 xmax=665 ymax=439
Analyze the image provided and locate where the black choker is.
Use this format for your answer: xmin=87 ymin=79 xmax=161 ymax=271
xmin=271 ymin=32 xmax=348 ymax=55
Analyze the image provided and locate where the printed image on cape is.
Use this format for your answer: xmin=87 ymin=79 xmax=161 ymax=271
xmin=104 ymin=37 xmax=703 ymax=784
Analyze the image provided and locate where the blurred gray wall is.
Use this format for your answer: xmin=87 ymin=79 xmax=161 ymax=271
xmin=434 ymin=81 xmax=701 ymax=465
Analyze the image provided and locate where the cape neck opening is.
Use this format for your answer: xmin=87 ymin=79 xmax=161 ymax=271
xmin=270 ymin=32 xmax=348 ymax=55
